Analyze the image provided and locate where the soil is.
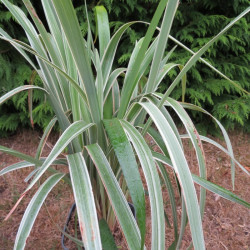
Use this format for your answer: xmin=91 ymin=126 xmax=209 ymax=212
xmin=0 ymin=129 xmax=249 ymax=250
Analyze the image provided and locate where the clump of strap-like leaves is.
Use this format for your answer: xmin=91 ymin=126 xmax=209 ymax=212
xmin=0 ymin=0 xmax=249 ymax=249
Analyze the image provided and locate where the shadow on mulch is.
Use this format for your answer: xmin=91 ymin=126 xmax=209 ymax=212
xmin=0 ymin=129 xmax=249 ymax=249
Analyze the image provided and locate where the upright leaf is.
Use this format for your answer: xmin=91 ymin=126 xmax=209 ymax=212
xmin=103 ymin=119 xmax=146 ymax=248
xmin=95 ymin=6 xmax=110 ymax=59
xmin=67 ymin=153 xmax=102 ymax=249
xmin=121 ymin=120 xmax=165 ymax=250
xmin=86 ymin=144 xmax=142 ymax=249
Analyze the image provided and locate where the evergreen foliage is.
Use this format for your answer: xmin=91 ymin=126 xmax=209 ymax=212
xmin=168 ymin=0 xmax=250 ymax=133
xmin=0 ymin=0 xmax=249 ymax=135
xmin=0 ymin=0 xmax=54 ymax=136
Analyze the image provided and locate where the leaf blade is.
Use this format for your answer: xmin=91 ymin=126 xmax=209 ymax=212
xmin=14 ymin=173 xmax=64 ymax=250
xmin=67 ymin=153 xmax=102 ymax=249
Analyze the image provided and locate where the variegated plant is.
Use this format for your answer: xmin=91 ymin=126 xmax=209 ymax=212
xmin=0 ymin=0 xmax=249 ymax=249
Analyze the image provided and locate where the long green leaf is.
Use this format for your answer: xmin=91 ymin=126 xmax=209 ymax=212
xmin=0 ymin=36 xmax=88 ymax=106
xmin=41 ymin=0 xmax=67 ymax=66
xmin=101 ymin=21 xmax=136 ymax=85
xmin=120 ymin=120 xmax=165 ymax=250
xmin=103 ymin=119 xmax=146 ymax=248
xmin=180 ymin=134 xmax=249 ymax=175
xmin=157 ymin=162 xmax=179 ymax=245
xmin=162 ymin=7 xmax=250 ymax=98
xmin=0 ymin=161 xmax=35 ymax=176
xmin=23 ymin=0 xmax=70 ymax=110
xmin=153 ymin=152 xmax=250 ymax=208
xmin=0 ymin=27 xmax=37 ymax=70
xmin=104 ymin=68 xmax=126 ymax=102
xmin=192 ymin=175 xmax=250 ymax=209
xmin=1 ymin=0 xmax=46 ymax=56
xmin=169 ymin=35 xmax=248 ymax=94
xmin=95 ymin=6 xmax=110 ymax=59
xmin=35 ymin=117 xmax=58 ymax=159
xmin=179 ymin=101 xmax=237 ymax=188
xmin=146 ymin=0 xmax=179 ymax=92
xmin=118 ymin=0 xmax=169 ymax=118
xmin=142 ymin=7 xmax=250 ymax=138
xmin=67 ymin=153 xmax=102 ymax=249
xmin=164 ymin=97 xmax=207 ymax=215
xmin=1 ymin=0 xmax=67 ymax=110
xmin=138 ymin=101 xmax=205 ymax=250
xmin=24 ymin=121 xmax=93 ymax=193
xmin=52 ymin=0 xmax=100 ymax=126
xmin=0 ymin=85 xmax=46 ymax=105
xmin=0 ymin=145 xmax=41 ymax=165
xmin=86 ymin=144 xmax=141 ymax=249
xmin=14 ymin=173 xmax=64 ymax=250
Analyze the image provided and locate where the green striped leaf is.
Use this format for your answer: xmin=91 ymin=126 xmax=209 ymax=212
xmin=103 ymin=119 xmax=146 ymax=247
xmin=180 ymin=134 xmax=249 ymax=176
xmin=24 ymin=121 xmax=94 ymax=193
xmin=120 ymin=120 xmax=165 ymax=250
xmin=161 ymin=7 xmax=250 ymax=99
xmin=35 ymin=118 xmax=58 ymax=159
xmin=14 ymin=173 xmax=64 ymax=250
xmin=118 ymin=0 xmax=169 ymax=118
xmin=0 ymin=145 xmax=41 ymax=165
xmin=0 ymin=85 xmax=46 ymax=105
xmin=67 ymin=153 xmax=102 ymax=249
xmin=0 ymin=161 xmax=35 ymax=176
xmin=192 ymin=175 xmax=250 ymax=209
xmin=179 ymin=102 xmax=237 ymax=188
xmin=101 ymin=21 xmax=137 ymax=87
xmin=0 ymin=28 xmax=37 ymax=70
xmin=157 ymin=162 xmax=179 ymax=244
xmin=169 ymin=35 xmax=248 ymax=94
xmin=146 ymin=0 xmax=179 ymax=93
xmin=95 ymin=6 xmax=110 ymax=59
xmin=138 ymin=101 xmax=205 ymax=250
xmin=163 ymin=97 xmax=206 ymax=215
xmin=52 ymin=0 xmax=101 ymax=126
xmin=86 ymin=144 xmax=141 ymax=249
xmin=153 ymin=151 xmax=250 ymax=209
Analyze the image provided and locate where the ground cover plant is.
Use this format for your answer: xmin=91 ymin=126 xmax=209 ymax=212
xmin=0 ymin=0 xmax=249 ymax=249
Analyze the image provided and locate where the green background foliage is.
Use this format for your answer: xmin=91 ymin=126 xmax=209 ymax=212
xmin=169 ymin=0 xmax=250 ymax=134
xmin=0 ymin=0 xmax=54 ymax=136
xmin=0 ymin=0 xmax=249 ymax=136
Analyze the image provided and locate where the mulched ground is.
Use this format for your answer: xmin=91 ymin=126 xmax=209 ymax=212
xmin=0 ymin=129 xmax=249 ymax=250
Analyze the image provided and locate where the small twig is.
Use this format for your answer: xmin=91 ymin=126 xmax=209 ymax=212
xmin=219 ymin=241 xmax=229 ymax=250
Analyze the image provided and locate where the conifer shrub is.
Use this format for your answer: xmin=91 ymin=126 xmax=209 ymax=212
xmin=0 ymin=0 xmax=53 ymax=136
xmin=0 ymin=0 xmax=249 ymax=135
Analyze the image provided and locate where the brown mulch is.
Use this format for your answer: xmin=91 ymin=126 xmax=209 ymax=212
xmin=0 ymin=129 xmax=249 ymax=250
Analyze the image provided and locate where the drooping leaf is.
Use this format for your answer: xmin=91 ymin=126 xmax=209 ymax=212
xmin=14 ymin=173 xmax=64 ymax=250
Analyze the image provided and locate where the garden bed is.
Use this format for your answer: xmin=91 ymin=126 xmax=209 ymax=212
xmin=0 ymin=129 xmax=249 ymax=249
